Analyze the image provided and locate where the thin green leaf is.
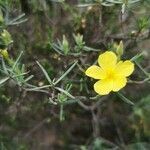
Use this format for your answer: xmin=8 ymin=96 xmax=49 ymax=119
xmin=24 ymin=75 xmax=34 ymax=82
xmin=129 ymin=0 xmax=141 ymax=4
xmin=102 ymin=2 xmax=114 ymax=6
xmin=60 ymin=105 xmax=65 ymax=121
xmin=8 ymin=19 xmax=28 ymax=26
xmin=52 ymin=44 xmax=64 ymax=55
xmin=12 ymin=72 xmax=29 ymax=78
xmin=130 ymin=52 xmax=143 ymax=61
xmin=36 ymin=61 xmax=52 ymax=84
xmin=9 ymin=13 xmax=25 ymax=23
xmin=83 ymin=46 xmax=100 ymax=52
xmin=54 ymin=61 xmax=78 ymax=85
xmin=1 ymin=58 xmax=8 ymax=74
xmin=106 ymin=0 xmax=122 ymax=4
xmin=135 ymin=61 xmax=149 ymax=78
xmin=55 ymin=87 xmax=75 ymax=99
xmin=12 ymin=51 xmax=23 ymax=71
xmin=0 ymin=77 xmax=9 ymax=85
xmin=26 ymin=85 xmax=52 ymax=91
xmin=76 ymin=3 xmax=95 ymax=7
xmin=117 ymin=92 xmax=134 ymax=105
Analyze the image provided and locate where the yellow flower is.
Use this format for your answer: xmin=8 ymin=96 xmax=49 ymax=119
xmin=0 ymin=49 xmax=9 ymax=60
xmin=85 ymin=51 xmax=134 ymax=95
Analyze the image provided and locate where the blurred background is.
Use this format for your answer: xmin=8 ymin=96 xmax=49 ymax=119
xmin=0 ymin=0 xmax=150 ymax=149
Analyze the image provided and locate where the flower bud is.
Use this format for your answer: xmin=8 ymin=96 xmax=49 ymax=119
xmin=116 ymin=41 xmax=124 ymax=58
xmin=1 ymin=30 xmax=13 ymax=46
xmin=73 ymin=33 xmax=85 ymax=47
xmin=62 ymin=35 xmax=70 ymax=55
xmin=0 ymin=49 xmax=9 ymax=60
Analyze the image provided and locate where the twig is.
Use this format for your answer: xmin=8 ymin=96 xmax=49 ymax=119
xmin=91 ymin=109 xmax=100 ymax=138
xmin=128 ymin=78 xmax=150 ymax=84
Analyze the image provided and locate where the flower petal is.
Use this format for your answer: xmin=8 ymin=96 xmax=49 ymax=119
xmin=115 ymin=60 xmax=134 ymax=77
xmin=94 ymin=79 xmax=113 ymax=95
xmin=98 ymin=51 xmax=117 ymax=70
xmin=85 ymin=65 xmax=106 ymax=79
xmin=112 ymin=77 xmax=127 ymax=92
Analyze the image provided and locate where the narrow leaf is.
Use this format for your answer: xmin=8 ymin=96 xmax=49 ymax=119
xmin=130 ymin=52 xmax=143 ymax=62
xmin=36 ymin=61 xmax=52 ymax=84
xmin=12 ymin=51 xmax=23 ymax=71
xmin=0 ymin=77 xmax=9 ymax=85
xmin=117 ymin=92 xmax=134 ymax=105
xmin=55 ymin=87 xmax=75 ymax=99
xmin=54 ymin=61 xmax=78 ymax=85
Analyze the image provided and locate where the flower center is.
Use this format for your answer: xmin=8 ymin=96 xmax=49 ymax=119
xmin=106 ymin=70 xmax=116 ymax=80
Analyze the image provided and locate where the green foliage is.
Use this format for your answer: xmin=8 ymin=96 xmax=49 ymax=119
xmin=0 ymin=134 xmax=28 ymax=150
xmin=0 ymin=0 xmax=149 ymax=149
